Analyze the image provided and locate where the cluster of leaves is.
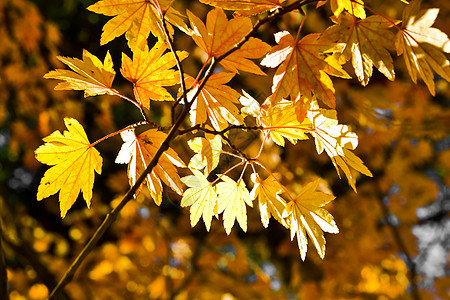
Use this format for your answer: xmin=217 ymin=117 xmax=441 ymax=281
xmin=36 ymin=0 xmax=449 ymax=258
xmin=24 ymin=0 xmax=450 ymax=298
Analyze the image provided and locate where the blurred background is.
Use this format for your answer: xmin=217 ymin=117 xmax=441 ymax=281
xmin=0 ymin=0 xmax=448 ymax=299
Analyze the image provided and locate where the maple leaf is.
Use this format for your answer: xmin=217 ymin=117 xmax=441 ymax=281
xmin=261 ymin=100 xmax=310 ymax=146
xmin=323 ymin=13 xmax=397 ymax=86
xmin=329 ymin=0 xmax=366 ymax=19
xmin=180 ymin=169 xmax=218 ymax=231
xmin=216 ymin=175 xmax=253 ymax=234
xmin=187 ymin=8 xmax=271 ymax=75
xmin=121 ymin=42 xmax=188 ymax=109
xmin=188 ymin=135 xmax=222 ymax=175
xmin=35 ymin=118 xmax=103 ymax=218
xmin=282 ymin=179 xmax=338 ymax=260
xmin=199 ymin=0 xmax=286 ymax=16
xmin=44 ymin=50 xmax=116 ymax=97
xmin=261 ymin=31 xmax=350 ymax=109
xmin=239 ymin=90 xmax=262 ymax=118
xmin=184 ymin=73 xmax=243 ymax=131
xmin=115 ymin=128 xmax=185 ymax=205
xmin=88 ymin=0 xmax=189 ymax=50
xmin=250 ymin=174 xmax=288 ymax=228
xmin=307 ymin=101 xmax=372 ymax=191
xmin=395 ymin=0 xmax=450 ymax=95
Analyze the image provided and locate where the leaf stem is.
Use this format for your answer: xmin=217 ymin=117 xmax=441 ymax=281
xmin=90 ymin=121 xmax=148 ymax=147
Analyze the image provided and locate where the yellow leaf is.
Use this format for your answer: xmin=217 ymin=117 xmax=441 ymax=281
xmin=239 ymin=90 xmax=262 ymax=118
xmin=307 ymin=100 xmax=372 ymax=191
xmin=180 ymin=169 xmax=218 ymax=231
xmin=282 ymin=179 xmax=338 ymax=260
xmin=35 ymin=118 xmax=103 ymax=218
xmin=261 ymin=100 xmax=310 ymax=146
xmin=184 ymin=73 xmax=243 ymax=131
xmin=88 ymin=0 xmax=189 ymax=50
xmin=115 ymin=128 xmax=185 ymax=205
xmin=121 ymin=42 xmax=188 ymax=109
xmin=250 ymin=173 xmax=289 ymax=228
xmin=329 ymin=0 xmax=366 ymax=19
xmin=44 ymin=50 xmax=116 ymax=97
xmin=395 ymin=0 xmax=450 ymax=95
xmin=323 ymin=13 xmax=398 ymax=86
xmin=200 ymin=0 xmax=286 ymax=16
xmin=187 ymin=8 xmax=270 ymax=75
xmin=217 ymin=175 xmax=253 ymax=234
xmin=261 ymin=32 xmax=350 ymax=109
xmin=188 ymin=135 xmax=222 ymax=175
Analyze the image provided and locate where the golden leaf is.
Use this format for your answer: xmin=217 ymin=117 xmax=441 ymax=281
xmin=282 ymin=179 xmax=338 ymax=260
xmin=250 ymin=173 xmax=288 ymax=228
xmin=188 ymin=135 xmax=223 ymax=175
xmin=184 ymin=73 xmax=243 ymax=131
xmin=44 ymin=50 xmax=116 ymax=97
xmin=200 ymin=0 xmax=286 ymax=16
xmin=35 ymin=118 xmax=103 ymax=218
xmin=323 ymin=13 xmax=398 ymax=86
xmin=329 ymin=0 xmax=366 ymax=19
xmin=88 ymin=0 xmax=189 ymax=50
xmin=395 ymin=0 xmax=450 ymax=95
xmin=121 ymin=42 xmax=188 ymax=109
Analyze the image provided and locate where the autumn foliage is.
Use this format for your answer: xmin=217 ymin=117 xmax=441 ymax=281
xmin=2 ymin=0 xmax=449 ymax=299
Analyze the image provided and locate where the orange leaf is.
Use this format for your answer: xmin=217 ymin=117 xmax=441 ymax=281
xmin=44 ymin=50 xmax=116 ymax=97
xmin=261 ymin=32 xmax=350 ymax=109
xmin=323 ymin=13 xmax=398 ymax=86
xmin=121 ymin=42 xmax=188 ymax=109
xmin=187 ymin=8 xmax=270 ymax=75
xmin=115 ymin=128 xmax=185 ymax=205
xmin=199 ymin=0 xmax=286 ymax=16
xmin=184 ymin=73 xmax=243 ymax=131
xmin=35 ymin=118 xmax=103 ymax=218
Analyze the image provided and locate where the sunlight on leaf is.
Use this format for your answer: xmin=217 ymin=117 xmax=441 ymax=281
xmin=44 ymin=50 xmax=116 ymax=97
xmin=35 ymin=118 xmax=103 ymax=218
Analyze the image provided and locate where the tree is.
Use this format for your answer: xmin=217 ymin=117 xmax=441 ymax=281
xmin=1 ymin=0 xmax=449 ymax=299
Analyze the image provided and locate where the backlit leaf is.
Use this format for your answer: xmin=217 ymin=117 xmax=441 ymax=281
xmin=307 ymin=100 xmax=372 ymax=191
xmin=115 ymin=128 xmax=185 ymax=205
xmin=395 ymin=0 xmax=450 ymax=95
xmin=261 ymin=100 xmax=310 ymax=146
xmin=88 ymin=0 xmax=189 ymax=50
xmin=181 ymin=170 xmax=218 ymax=231
xmin=217 ymin=175 xmax=253 ymax=234
xmin=188 ymin=135 xmax=223 ymax=175
xmin=121 ymin=42 xmax=188 ymax=109
xmin=187 ymin=8 xmax=271 ymax=75
xmin=261 ymin=31 xmax=350 ymax=109
xmin=184 ymin=73 xmax=243 ymax=131
xmin=44 ymin=50 xmax=116 ymax=97
xmin=329 ymin=0 xmax=366 ymax=19
xmin=200 ymin=0 xmax=286 ymax=16
xmin=250 ymin=173 xmax=288 ymax=228
xmin=323 ymin=13 xmax=398 ymax=86
xmin=282 ymin=179 xmax=338 ymax=260
xmin=35 ymin=118 xmax=103 ymax=218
